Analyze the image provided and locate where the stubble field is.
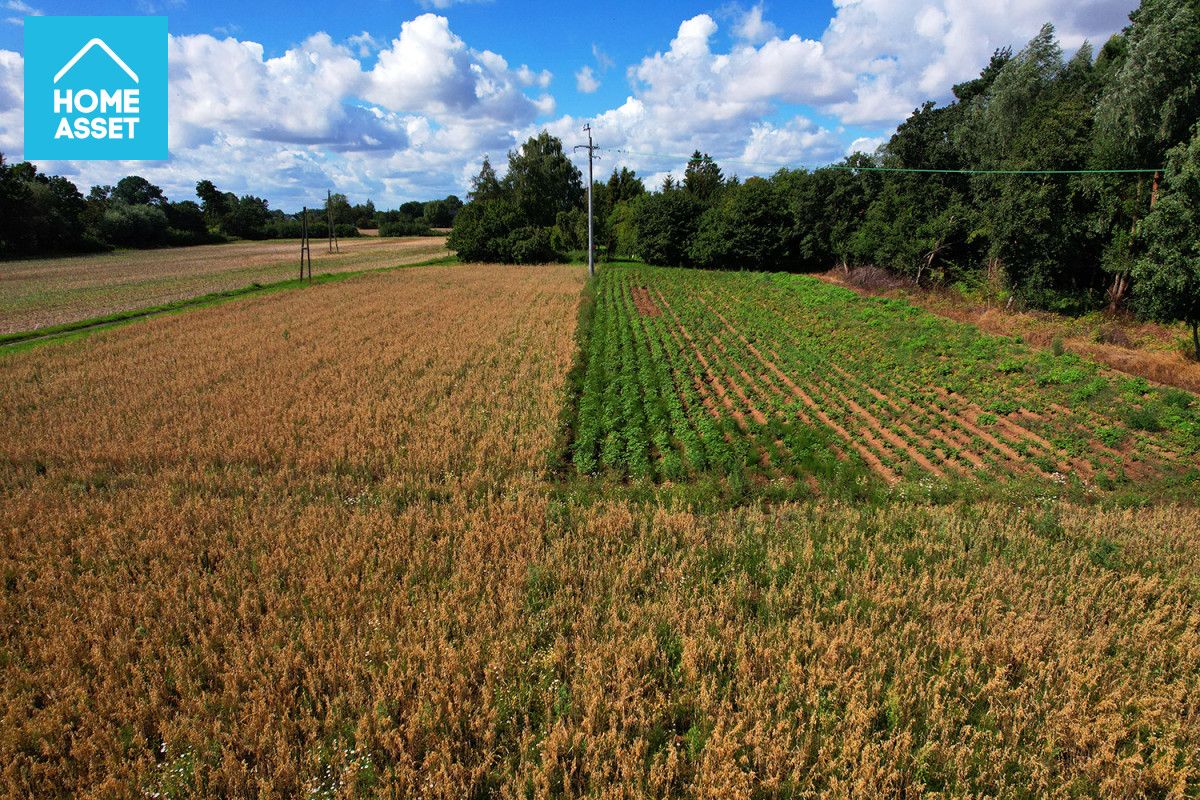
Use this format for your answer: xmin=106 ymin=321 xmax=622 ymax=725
xmin=0 ymin=235 xmax=448 ymax=334
xmin=1 ymin=262 xmax=1198 ymax=798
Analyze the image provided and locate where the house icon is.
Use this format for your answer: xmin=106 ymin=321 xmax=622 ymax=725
xmin=53 ymin=38 xmax=139 ymax=84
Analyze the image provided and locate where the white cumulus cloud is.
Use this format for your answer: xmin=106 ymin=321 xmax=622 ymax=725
xmin=576 ymin=66 xmax=600 ymax=94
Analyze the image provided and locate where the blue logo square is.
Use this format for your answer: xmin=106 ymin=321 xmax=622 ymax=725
xmin=23 ymin=16 xmax=168 ymax=161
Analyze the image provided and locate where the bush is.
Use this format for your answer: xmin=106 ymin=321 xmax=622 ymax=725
xmin=379 ymin=219 xmax=432 ymax=237
xmin=99 ymin=204 xmax=170 ymax=248
xmin=504 ymin=226 xmax=557 ymax=264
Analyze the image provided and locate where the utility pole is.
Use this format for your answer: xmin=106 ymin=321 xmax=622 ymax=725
xmin=574 ymin=124 xmax=598 ymax=277
xmin=300 ymin=206 xmax=312 ymax=281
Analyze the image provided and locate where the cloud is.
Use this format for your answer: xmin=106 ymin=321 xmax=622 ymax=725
xmin=346 ymin=31 xmax=380 ymax=58
xmin=417 ymin=0 xmax=491 ymax=8
xmin=516 ymin=64 xmax=552 ymax=89
xmin=575 ymin=65 xmax=600 ymax=94
xmin=0 ymin=13 xmax=562 ymax=206
xmin=818 ymin=0 xmax=1134 ymax=124
xmin=4 ymin=0 xmax=42 ymax=24
xmin=0 ymin=49 xmax=22 ymax=154
xmin=733 ymin=4 xmax=779 ymax=44
xmin=592 ymin=44 xmax=614 ymax=72
xmin=364 ymin=14 xmax=546 ymax=124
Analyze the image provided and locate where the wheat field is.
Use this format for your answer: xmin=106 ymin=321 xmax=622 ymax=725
xmin=1 ymin=263 xmax=1198 ymax=798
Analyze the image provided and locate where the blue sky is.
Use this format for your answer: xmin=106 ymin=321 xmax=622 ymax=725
xmin=0 ymin=0 xmax=1137 ymax=209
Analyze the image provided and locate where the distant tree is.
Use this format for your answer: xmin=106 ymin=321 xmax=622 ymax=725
xmin=603 ymin=168 xmax=645 ymax=258
xmin=195 ymin=179 xmax=231 ymax=225
xmin=164 ymin=200 xmax=210 ymax=244
xmin=469 ymin=156 xmax=501 ymax=202
xmin=449 ymin=134 xmax=583 ymax=263
xmin=634 ymin=190 xmax=703 ymax=267
xmin=0 ymin=156 xmax=98 ymax=257
xmin=683 ymin=151 xmax=724 ymax=202
xmin=399 ymin=200 xmax=425 ymax=220
xmin=352 ymin=199 xmax=377 ymax=229
xmin=1092 ymin=0 xmax=1200 ymax=308
xmin=1133 ymin=125 xmax=1200 ymax=360
xmin=961 ymin=25 xmax=1106 ymax=309
xmin=503 ymin=130 xmax=583 ymax=228
xmin=607 ymin=167 xmax=646 ymax=204
xmin=100 ymin=204 xmax=170 ymax=247
xmin=324 ymin=192 xmax=355 ymax=226
xmin=422 ymin=198 xmax=459 ymax=228
xmin=1093 ymin=0 xmax=1200 ymax=170
xmin=690 ymin=177 xmax=793 ymax=270
xmin=112 ymin=175 xmax=167 ymax=207
xmin=221 ymin=195 xmax=272 ymax=239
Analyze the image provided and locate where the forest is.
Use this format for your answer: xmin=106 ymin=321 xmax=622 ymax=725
xmin=450 ymin=0 xmax=1200 ymax=356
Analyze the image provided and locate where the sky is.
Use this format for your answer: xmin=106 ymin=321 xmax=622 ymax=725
xmin=0 ymin=0 xmax=1139 ymax=211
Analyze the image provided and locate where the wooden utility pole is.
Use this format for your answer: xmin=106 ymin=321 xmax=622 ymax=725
xmin=574 ymin=124 xmax=599 ymax=277
xmin=300 ymin=206 xmax=312 ymax=280
xmin=327 ymin=190 xmax=340 ymax=254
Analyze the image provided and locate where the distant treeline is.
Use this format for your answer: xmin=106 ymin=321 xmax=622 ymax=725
xmin=450 ymin=0 xmax=1200 ymax=355
xmin=0 ymin=159 xmax=460 ymax=258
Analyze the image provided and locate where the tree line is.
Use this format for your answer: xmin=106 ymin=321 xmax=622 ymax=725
xmin=449 ymin=0 xmax=1200 ymax=357
xmin=0 ymin=157 xmax=459 ymax=258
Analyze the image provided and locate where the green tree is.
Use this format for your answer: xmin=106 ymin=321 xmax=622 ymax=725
xmin=1133 ymin=125 xmax=1200 ymax=360
xmin=607 ymin=167 xmax=645 ymax=204
xmin=634 ymin=190 xmax=703 ymax=266
xmin=683 ymin=151 xmax=724 ymax=202
xmin=469 ymin=157 xmax=501 ymax=202
xmin=195 ymin=179 xmax=232 ymax=226
xmin=112 ymin=175 xmax=167 ymax=207
xmin=502 ymin=130 xmax=583 ymax=228
xmin=449 ymin=134 xmax=582 ymax=264
xmin=690 ymin=177 xmax=793 ymax=270
xmin=221 ymin=195 xmax=272 ymax=239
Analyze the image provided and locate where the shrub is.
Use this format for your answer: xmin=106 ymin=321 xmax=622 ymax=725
xmin=99 ymin=203 xmax=170 ymax=248
xmin=379 ymin=219 xmax=431 ymax=237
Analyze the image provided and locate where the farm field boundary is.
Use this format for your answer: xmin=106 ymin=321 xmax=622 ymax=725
xmin=0 ymin=255 xmax=459 ymax=353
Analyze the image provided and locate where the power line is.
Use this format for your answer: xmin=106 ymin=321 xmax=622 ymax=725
xmin=600 ymin=146 xmax=1162 ymax=176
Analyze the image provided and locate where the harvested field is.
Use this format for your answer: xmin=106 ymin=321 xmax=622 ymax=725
xmin=570 ymin=266 xmax=1200 ymax=500
xmin=0 ymin=235 xmax=448 ymax=334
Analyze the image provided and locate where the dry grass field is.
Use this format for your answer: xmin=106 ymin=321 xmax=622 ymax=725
xmin=1 ymin=263 xmax=1199 ymax=798
xmin=0 ymin=235 xmax=448 ymax=334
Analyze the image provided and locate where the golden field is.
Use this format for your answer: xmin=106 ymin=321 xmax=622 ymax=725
xmin=1 ymin=263 xmax=1198 ymax=798
xmin=0 ymin=235 xmax=448 ymax=334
